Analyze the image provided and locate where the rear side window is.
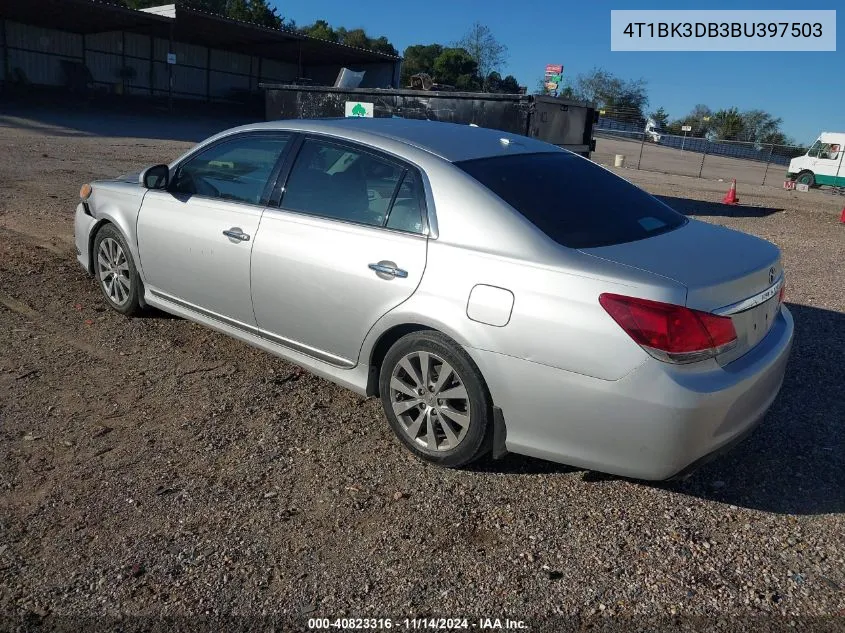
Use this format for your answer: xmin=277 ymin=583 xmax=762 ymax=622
xmin=455 ymin=152 xmax=687 ymax=249
xmin=386 ymin=171 xmax=425 ymax=234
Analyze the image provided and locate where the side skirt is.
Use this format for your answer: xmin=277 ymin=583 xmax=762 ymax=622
xmin=144 ymin=290 xmax=370 ymax=396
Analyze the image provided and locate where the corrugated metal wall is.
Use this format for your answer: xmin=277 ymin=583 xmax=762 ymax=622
xmin=2 ymin=20 xmax=400 ymax=102
xmin=260 ymin=58 xmax=298 ymax=84
xmin=5 ymin=21 xmax=83 ymax=86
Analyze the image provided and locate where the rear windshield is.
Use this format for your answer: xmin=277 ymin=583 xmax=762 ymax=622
xmin=455 ymin=152 xmax=687 ymax=249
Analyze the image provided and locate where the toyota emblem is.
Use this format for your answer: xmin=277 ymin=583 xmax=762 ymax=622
xmin=769 ymin=267 xmax=776 ymax=284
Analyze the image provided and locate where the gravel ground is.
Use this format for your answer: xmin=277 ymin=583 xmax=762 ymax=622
xmin=0 ymin=111 xmax=843 ymax=632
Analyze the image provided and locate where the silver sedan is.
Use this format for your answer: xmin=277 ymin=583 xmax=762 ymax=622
xmin=73 ymin=119 xmax=794 ymax=480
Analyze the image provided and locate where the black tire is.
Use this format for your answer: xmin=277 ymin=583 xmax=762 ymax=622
xmin=379 ymin=330 xmax=492 ymax=468
xmin=92 ymin=224 xmax=142 ymax=316
xmin=796 ymin=171 xmax=815 ymax=187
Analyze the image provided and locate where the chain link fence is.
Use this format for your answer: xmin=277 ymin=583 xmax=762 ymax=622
xmin=592 ymin=120 xmax=809 ymax=190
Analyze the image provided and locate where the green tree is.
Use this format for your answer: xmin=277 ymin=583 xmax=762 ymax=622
xmin=402 ymin=31 xmax=519 ymax=93
xmin=339 ymin=28 xmax=369 ymax=50
xmin=762 ymin=131 xmax=794 ymax=147
xmin=456 ymin=22 xmax=508 ymax=81
xmin=667 ymin=104 xmax=713 ymax=136
xmin=433 ymin=48 xmax=479 ymax=89
xmin=499 ymin=74 xmax=521 ymax=93
xmin=485 ymin=71 xmax=503 ymax=93
xmin=301 ymin=19 xmax=338 ymax=42
xmin=369 ymin=36 xmax=398 ymax=57
xmin=400 ymin=44 xmax=444 ymax=86
xmin=482 ymin=72 xmax=521 ymax=94
xmin=572 ymin=68 xmax=648 ymax=121
xmin=299 ymin=21 xmax=397 ymax=55
xmin=740 ymin=109 xmax=783 ymax=144
xmin=690 ymin=104 xmax=712 ymax=120
xmin=711 ymin=107 xmax=744 ymax=140
xmin=649 ymin=107 xmax=670 ymax=129
xmin=225 ymin=0 xmax=256 ymax=23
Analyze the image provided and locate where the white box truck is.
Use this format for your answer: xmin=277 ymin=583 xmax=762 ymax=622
xmin=644 ymin=117 xmax=662 ymax=143
xmin=786 ymin=132 xmax=845 ymax=188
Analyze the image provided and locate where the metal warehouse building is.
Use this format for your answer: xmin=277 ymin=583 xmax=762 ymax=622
xmin=0 ymin=0 xmax=401 ymax=108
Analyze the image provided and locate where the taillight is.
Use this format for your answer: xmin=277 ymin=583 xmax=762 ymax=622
xmin=778 ymin=279 xmax=786 ymax=304
xmin=599 ymin=293 xmax=738 ymax=364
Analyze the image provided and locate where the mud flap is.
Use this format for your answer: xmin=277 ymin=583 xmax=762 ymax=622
xmin=492 ymin=406 xmax=508 ymax=460
xmin=138 ymin=278 xmax=148 ymax=309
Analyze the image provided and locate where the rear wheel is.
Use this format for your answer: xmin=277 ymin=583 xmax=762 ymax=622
xmin=796 ymin=171 xmax=815 ymax=187
xmin=93 ymin=224 xmax=142 ymax=316
xmin=379 ymin=331 xmax=492 ymax=468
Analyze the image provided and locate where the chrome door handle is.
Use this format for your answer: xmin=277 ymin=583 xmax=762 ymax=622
xmin=369 ymin=261 xmax=408 ymax=279
xmin=223 ymin=228 xmax=250 ymax=242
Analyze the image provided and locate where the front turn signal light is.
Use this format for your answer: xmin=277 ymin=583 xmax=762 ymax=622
xmin=80 ymin=183 xmax=92 ymax=200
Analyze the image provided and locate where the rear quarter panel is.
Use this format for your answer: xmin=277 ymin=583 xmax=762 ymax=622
xmin=361 ymin=158 xmax=689 ymax=383
xmin=368 ymin=240 xmax=687 ymax=382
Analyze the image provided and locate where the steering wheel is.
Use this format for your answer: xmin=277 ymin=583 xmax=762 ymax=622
xmin=178 ymin=171 xmax=220 ymax=198
xmin=192 ymin=175 xmax=220 ymax=198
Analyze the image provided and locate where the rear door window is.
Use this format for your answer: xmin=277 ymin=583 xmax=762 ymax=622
xmin=280 ymin=138 xmax=404 ymax=228
xmin=455 ymin=152 xmax=687 ymax=249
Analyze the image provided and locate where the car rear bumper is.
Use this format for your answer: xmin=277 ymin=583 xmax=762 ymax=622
xmin=468 ymin=305 xmax=794 ymax=481
xmin=74 ymin=202 xmax=97 ymax=275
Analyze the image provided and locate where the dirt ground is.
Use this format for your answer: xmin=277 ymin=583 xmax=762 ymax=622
xmin=1 ymin=110 xmax=844 ymax=631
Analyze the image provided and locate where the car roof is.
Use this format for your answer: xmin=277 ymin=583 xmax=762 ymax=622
xmin=227 ymin=118 xmax=565 ymax=163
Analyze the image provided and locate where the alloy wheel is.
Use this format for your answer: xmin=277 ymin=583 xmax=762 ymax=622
xmin=389 ymin=350 xmax=471 ymax=451
xmin=97 ymin=237 xmax=131 ymax=306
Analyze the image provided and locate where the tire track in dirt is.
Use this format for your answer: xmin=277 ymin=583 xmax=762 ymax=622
xmin=0 ymin=226 xmax=72 ymax=256
xmin=0 ymin=290 xmax=119 ymax=365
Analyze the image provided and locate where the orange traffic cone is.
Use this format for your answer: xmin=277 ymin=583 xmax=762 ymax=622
xmin=723 ymin=179 xmax=739 ymax=205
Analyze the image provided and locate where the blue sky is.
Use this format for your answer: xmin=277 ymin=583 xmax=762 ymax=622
xmin=276 ymin=0 xmax=842 ymax=145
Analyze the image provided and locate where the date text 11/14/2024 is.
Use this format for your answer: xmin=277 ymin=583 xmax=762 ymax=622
xmin=307 ymin=618 xmax=529 ymax=630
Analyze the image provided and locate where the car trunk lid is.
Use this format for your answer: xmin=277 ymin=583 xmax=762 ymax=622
xmin=580 ymin=219 xmax=783 ymax=363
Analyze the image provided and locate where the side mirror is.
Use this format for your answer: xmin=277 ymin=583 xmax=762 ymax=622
xmin=140 ymin=164 xmax=170 ymax=189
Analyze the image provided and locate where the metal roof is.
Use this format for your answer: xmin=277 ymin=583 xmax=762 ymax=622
xmin=1 ymin=0 xmax=401 ymax=65
xmin=2 ymin=0 xmax=172 ymax=35
xmin=170 ymin=4 xmax=401 ymax=64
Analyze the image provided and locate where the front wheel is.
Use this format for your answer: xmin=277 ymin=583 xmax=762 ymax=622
xmin=93 ymin=224 xmax=142 ymax=316
xmin=379 ymin=331 xmax=492 ymax=468
xmin=795 ymin=171 xmax=815 ymax=187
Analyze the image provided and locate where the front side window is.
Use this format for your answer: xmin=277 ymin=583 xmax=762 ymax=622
xmin=281 ymin=138 xmax=404 ymax=227
xmin=807 ymin=140 xmax=823 ymax=158
xmin=171 ymin=135 xmax=290 ymax=204
xmin=456 ymin=152 xmax=688 ymax=249
xmin=819 ymin=143 xmax=841 ymax=161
